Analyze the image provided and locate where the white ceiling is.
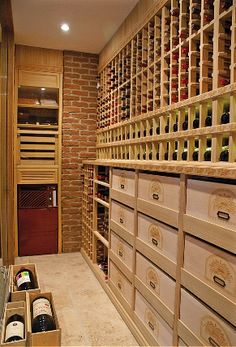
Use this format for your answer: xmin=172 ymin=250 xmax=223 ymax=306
xmin=11 ymin=0 xmax=139 ymax=54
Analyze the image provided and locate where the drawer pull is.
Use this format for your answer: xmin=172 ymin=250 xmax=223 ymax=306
xmin=148 ymin=322 xmax=154 ymax=331
xmin=152 ymin=193 xmax=159 ymax=200
xmin=217 ymin=211 xmax=230 ymax=221
xmin=152 ymin=238 xmax=158 ymax=246
xmin=118 ymin=250 xmax=123 ymax=258
xmin=209 ymin=337 xmax=220 ymax=347
xmin=120 ymin=218 xmax=124 ymax=224
xmin=150 ymin=281 xmax=156 ymax=289
xmin=117 ymin=282 xmax=122 ymax=290
xmin=213 ymin=275 xmax=226 ymax=288
xmin=120 ymin=184 xmax=125 ymax=189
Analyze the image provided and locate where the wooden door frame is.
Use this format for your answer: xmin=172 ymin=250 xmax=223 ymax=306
xmin=0 ymin=0 xmax=15 ymax=265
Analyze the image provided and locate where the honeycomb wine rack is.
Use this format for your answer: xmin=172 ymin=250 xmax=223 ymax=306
xmin=96 ymin=0 xmax=236 ymax=175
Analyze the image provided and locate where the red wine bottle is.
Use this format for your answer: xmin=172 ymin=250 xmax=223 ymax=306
xmin=192 ymin=140 xmax=199 ymax=161
xmin=193 ymin=111 xmax=200 ymax=128
xmin=205 ymin=108 xmax=212 ymax=126
xmin=5 ymin=314 xmax=24 ymax=343
xmin=220 ymin=138 xmax=229 ymax=161
xmin=204 ymin=139 xmax=212 ymax=161
xmin=182 ymin=114 xmax=188 ymax=130
xmin=32 ymin=297 xmax=56 ymax=333
xmin=220 ymin=104 xmax=230 ymax=124
xmin=15 ymin=268 xmax=35 ymax=291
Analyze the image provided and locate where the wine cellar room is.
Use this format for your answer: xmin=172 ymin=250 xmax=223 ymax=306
xmin=0 ymin=0 xmax=236 ymax=346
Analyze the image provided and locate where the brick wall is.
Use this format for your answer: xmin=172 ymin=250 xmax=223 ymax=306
xmin=62 ymin=51 xmax=98 ymax=252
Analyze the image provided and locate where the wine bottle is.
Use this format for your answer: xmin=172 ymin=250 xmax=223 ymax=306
xmin=220 ymin=138 xmax=229 ymax=161
xmin=220 ymin=0 xmax=232 ymax=10
xmin=32 ymin=297 xmax=56 ymax=333
xmin=5 ymin=314 xmax=24 ymax=343
xmin=149 ymin=127 xmax=153 ymax=136
xmin=173 ymin=142 xmax=178 ymax=160
xmin=220 ymin=104 xmax=230 ymax=124
xmin=205 ymin=108 xmax=212 ymax=126
xmin=173 ymin=121 xmax=178 ymax=132
xmin=156 ymin=126 xmax=160 ymax=135
xmin=192 ymin=140 xmax=199 ymax=161
xmin=156 ymin=152 xmax=159 ymax=160
xmin=182 ymin=147 xmax=188 ymax=160
xmin=182 ymin=114 xmax=188 ymax=130
xmin=193 ymin=111 xmax=200 ymax=128
xmin=15 ymin=268 xmax=35 ymax=291
xmin=204 ymin=139 xmax=212 ymax=161
xmin=149 ymin=151 xmax=153 ymax=160
xmin=165 ymin=118 xmax=170 ymax=133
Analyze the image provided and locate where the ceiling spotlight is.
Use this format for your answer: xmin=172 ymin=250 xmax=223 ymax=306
xmin=61 ymin=23 xmax=70 ymax=32
xmin=41 ymin=87 xmax=46 ymax=91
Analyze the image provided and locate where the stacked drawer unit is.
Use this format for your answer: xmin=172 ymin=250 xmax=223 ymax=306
xmin=110 ymin=169 xmax=135 ymax=311
xmin=110 ymin=168 xmax=181 ymax=346
xmin=135 ymin=172 xmax=180 ymax=346
xmin=179 ymin=177 xmax=236 ymax=346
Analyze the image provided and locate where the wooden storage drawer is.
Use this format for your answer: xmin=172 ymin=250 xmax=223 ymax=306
xmin=18 ymin=70 xmax=60 ymax=88
xmin=138 ymin=173 xmax=180 ymax=212
xmin=184 ymin=235 xmax=236 ymax=302
xmin=178 ymin=338 xmax=188 ymax=346
xmin=109 ymin=261 xmax=132 ymax=306
xmin=186 ymin=178 xmax=236 ymax=230
xmin=112 ymin=169 xmax=135 ymax=196
xmin=138 ymin=213 xmax=178 ymax=263
xmin=136 ymin=252 xmax=176 ymax=312
xmin=110 ymin=231 xmax=133 ymax=271
xmin=111 ymin=200 xmax=134 ymax=234
xmin=135 ymin=290 xmax=173 ymax=346
xmin=180 ymin=289 xmax=236 ymax=347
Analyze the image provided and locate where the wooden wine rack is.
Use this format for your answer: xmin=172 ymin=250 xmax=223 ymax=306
xmin=96 ymin=0 xmax=236 ymax=172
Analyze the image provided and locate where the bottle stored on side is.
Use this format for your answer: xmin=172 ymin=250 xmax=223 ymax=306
xmin=15 ymin=268 xmax=35 ymax=291
xmin=32 ymin=297 xmax=56 ymax=333
xmin=219 ymin=138 xmax=229 ymax=161
xmin=5 ymin=314 xmax=24 ymax=343
xmin=204 ymin=138 xmax=212 ymax=161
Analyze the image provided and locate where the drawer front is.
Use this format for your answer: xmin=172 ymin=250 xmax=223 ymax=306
xmin=111 ymin=200 xmax=134 ymax=234
xmin=138 ymin=173 xmax=180 ymax=211
xmin=135 ymin=290 xmax=173 ymax=346
xmin=138 ymin=213 xmax=178 ymax=263
xmin=111 ymin=231 xmax=133 ymax=270
xmin=112 ymin=169 xmax=135 ymax=196
xmin=184 ymin=235 xmax=236 ymax=301
xmin=180 ymin=289 xmax=236 ymax=347
xmin=136 ymin=252 xmax=176 ymax=311
xmin=109 ymin=261 xmax=132 ymax=305
xmin=187 ymin=179 xmax=236 ymax=229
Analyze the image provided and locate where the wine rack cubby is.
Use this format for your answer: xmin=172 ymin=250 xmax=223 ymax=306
xmin=96 ymin=0 xmax=236 ymax=174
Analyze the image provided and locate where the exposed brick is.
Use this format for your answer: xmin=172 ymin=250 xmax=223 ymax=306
xmin=62 ymin=50 xmax=98 ymax=253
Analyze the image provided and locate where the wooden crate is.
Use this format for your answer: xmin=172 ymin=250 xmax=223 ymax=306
xmin=1 ymin=301 xmax=27 ymax=347
xmin=26 ymin=292 xmax=61 ymax=347
xmin=109 ymin=261 xmax=132 ymax=307
xmin=136 ymin=252 xmax=176 ymax=312
xmin=110 ymin=200 xmax=135 ymax=235
xmin=138 ymin=173 xmax=180 ymax=212
xmin=112 ymin=169 xmax=135 ymax=196
xmin=179 ymin=288 xmax=236 ymax=347
xmin=10 ymin=264 xmax=40 ymax=302
xmin=110 ymin=231 xmax=133 ymax=271
xmin=137 ymin=213 xmax=178 ymax=264
xmin=186 ymin=178 xmax=236 ymax=230
xmin=184 ymin=235 xmax=236 ymax=304
xmin=134 ymin=289 xmax=173 ymax=346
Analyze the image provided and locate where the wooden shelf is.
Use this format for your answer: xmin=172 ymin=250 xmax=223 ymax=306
xmin=17 ymin=123 xmax=58 ymax=129
xmin=94 ymin=197 xmax=110 ymax=208
xmin=94 ymin=179 xmax=110 ymax=188
xmin=93 ymin=230 xmax=109 ymax=248
xmin=110 ymin=188 xmax=136 ymax=208
xmin=18 ymin=103 xmax=59 ymax=109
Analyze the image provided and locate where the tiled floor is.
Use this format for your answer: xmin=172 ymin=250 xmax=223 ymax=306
xmin=15 ymin=253 xmax=139 ymax=347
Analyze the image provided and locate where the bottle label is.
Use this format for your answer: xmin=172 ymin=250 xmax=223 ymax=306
xmin=33 ymin=298 xmax=53 ymax=319
xmin=5 ymin=321 xmax=24 ymax=341
xmin=16 ymin=271 xmax=31 ymax=287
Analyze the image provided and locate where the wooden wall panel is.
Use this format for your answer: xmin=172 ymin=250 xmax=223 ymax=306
xmin=15 ymin=45 xmax=63 ymax=73
xmin=99 ymin=0 xmax=166 ymax=71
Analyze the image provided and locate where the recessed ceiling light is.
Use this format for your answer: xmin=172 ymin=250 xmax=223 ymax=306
xmin=61 ymin=23 xmax=70 ymax=32
xmin=41 ymin=87 xmax=46 ymax=91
